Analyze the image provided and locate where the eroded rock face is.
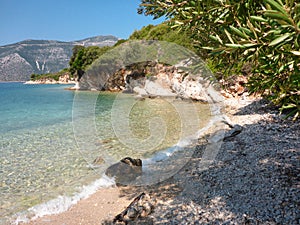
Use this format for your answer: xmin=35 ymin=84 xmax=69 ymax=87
xmin=80 ymin=61 xmax=211 ymax=102
xmin=108 ymin=62 xmax=209 ymax=101
xmin=105 ymin=157 xmax=142 ymax=185
xmin=125 ymin=71 xmax=147 ymax=93
xmin=58 ymin=73 xmax=72 ymax=83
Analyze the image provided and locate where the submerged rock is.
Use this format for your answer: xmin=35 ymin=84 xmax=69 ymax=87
xmin=105 ymin=157 xmax=142 ymax=185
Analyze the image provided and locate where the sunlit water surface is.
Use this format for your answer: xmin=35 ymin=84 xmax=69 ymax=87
xmin=0 ymin=82 xmax=211 ymax=224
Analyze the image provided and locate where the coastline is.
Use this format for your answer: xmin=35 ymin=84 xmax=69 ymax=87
xmin=0 ymin=81 xmax=27 ymax=83
xmin=20 ymin=187 xmax=131 ymax=225
xmin=18 ymin=93 xmax=299 ymax=224
xmin=24 ymin=80 xmax=76 ymax=85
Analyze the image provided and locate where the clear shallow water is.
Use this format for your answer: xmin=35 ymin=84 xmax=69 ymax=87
xmin=0 ymin=83 xmax=212 ymax=224
xmin=0 ymin=83 xmax=74 ymax=133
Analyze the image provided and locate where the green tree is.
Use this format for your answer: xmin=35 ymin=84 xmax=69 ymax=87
xmin=138 ymin=0 xmax=300 ymax=119
xmin=69 ymin=45 xmax=85 ymax=78
xmin=114 ymin=39 xmax=127 ymax=47
xmin=129 ymin=23 xmax=196 ymax=53
xmin=69 ymin=45 xmax=112 ymax=80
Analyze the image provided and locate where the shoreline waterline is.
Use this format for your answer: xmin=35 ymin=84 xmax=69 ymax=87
xmin=13 ymin=175 xmax=115 ymax=224
xmin=1 ymin=82 xmax=219 ymax=224
xmin=13 ymin=112 xmax=225 ymax=225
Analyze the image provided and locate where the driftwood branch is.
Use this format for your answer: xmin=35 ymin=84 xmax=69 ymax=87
xmin=114 ymin=192 xmax=155 ymax=224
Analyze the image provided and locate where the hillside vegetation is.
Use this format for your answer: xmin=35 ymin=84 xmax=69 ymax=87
xmin=61 ymin=23 xmax=196 ymax=80
xmin=138 ymin=0 xmax=300 ymax=119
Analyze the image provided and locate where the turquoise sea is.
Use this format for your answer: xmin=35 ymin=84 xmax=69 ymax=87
xmin=0 ymin=82 xmax=212 ymax=224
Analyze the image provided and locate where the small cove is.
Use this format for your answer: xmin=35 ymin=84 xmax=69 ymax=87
xmin=0 ymin=82 xmax=212 ymax=224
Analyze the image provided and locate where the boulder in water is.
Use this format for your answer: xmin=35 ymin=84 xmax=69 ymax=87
xmin=105 ymin=157 xmax=142 ymax=184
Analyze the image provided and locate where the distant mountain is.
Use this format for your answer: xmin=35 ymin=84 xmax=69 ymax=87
xmin=0 ymin=35 xmax=118 ymax=81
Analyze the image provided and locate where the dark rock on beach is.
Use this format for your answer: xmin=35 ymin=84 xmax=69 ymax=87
xmin=105 ymin=157 xmax=143 ymax=185
xmin=223 ymin=124 xmax=243 ymax=141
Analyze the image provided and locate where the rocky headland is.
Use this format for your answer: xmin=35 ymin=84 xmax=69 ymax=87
xmin=24 ymin=73 xmax=76 ymax=85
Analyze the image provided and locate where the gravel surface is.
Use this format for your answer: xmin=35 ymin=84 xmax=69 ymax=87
xmin=117 ymin=96 xmax=300 ymax=225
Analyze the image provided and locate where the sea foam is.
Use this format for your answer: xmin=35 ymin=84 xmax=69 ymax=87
xmin=14 ymin=174 xmax=115 ymax=224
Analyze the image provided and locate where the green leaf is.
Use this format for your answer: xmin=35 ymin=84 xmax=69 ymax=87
xmin=281 ymin=103 xmax=296 ymax=109
xmin=229 ymin=26 xmax=249 ymax=39
xmin=278 ymin=64 xmax=285 ymax=73
xmin=264 ymin=11 xmax=293 ymax=25
xmin=225 ymin=43 xmax=244 ymax=48
xmin=202 ymin=46 xmax=214 ymax=50
xmin=210 ymin=48 xmax=226 ymax=55
xmin=295 ymin=4 xmax=300 ymax=20
xmin=174 ymin=20 xmax=184 ymax=25
xmin=224 ymin=29 xmax=234 ymax=44
xmin=291 ymin=51 xmax=300 ymax=56
xmin=264 ymin=0 xmax=289 ymax=17
xmin=214 ymin=9 xmax=229 ymax=23
xmin=239 ymin=27 xmax=253 ymax=36
xmin=267 ymin=29 xmax=282 ymax=35
xmin=242 ymin=43 xmax=259 ymax=48
xmin=269 ymin=33 xmax=292 ymax=46
xmin=247 ymin=19 xmax=259 ymax=40
xmin=294 ymin=34 xmax=299 ymax=48
xmin=209 ymin=34 xmax=223 ymax=44
xmin=250 ymin=16 xmax=268 ymax=22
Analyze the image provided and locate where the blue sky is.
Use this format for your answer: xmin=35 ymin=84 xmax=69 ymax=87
xmin=0 ymin=0 xmax=165 ymax=46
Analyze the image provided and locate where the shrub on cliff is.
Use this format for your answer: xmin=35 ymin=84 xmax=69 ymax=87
xmin=30 ymin=68 xmax=71 ymax=81
xmin=129 ymin=23 xmax=197 ymax=54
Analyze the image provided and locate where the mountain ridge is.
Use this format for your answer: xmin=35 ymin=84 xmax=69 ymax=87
xmin=0 ymin=35 xmax=119 ymax=81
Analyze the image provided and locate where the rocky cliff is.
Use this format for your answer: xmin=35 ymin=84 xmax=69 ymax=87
xmin=80 ymin=61 xmax=212 ymax=102
xmin=0 ymin=36 xmax=118 ymax=81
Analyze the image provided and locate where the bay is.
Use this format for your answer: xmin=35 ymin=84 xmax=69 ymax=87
xmin=0 ymin=82 xmax=212 ymax=224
